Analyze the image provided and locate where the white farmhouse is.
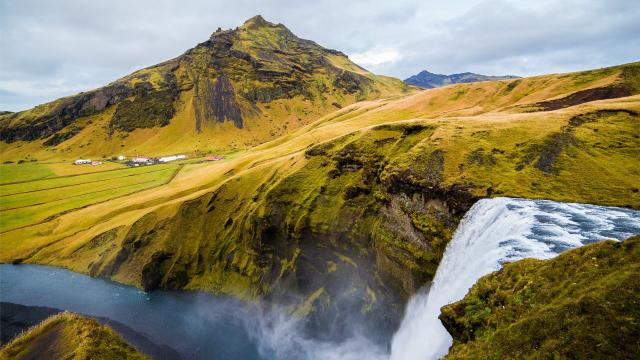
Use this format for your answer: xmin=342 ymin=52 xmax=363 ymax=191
xmin=158 ymin=154 xmax=187 ymax=163
xmin=159 ymin=155 xmax=179 ymax=163
xmin=74 ymin=159 xmax=91 ymax=165
xmin=132 ymin=157 xmax=150 ymax=163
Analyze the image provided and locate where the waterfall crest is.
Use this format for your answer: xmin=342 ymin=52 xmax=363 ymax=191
xmin=390 ymin=197 xmax=640 ymax=360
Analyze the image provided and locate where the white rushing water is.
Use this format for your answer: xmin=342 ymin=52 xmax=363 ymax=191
xmin=389 ymin=197 xmax=640 ymax=360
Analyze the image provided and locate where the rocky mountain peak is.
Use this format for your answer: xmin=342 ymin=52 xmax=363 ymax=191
xmin=241 ymin=15 xmax=271 ymax=29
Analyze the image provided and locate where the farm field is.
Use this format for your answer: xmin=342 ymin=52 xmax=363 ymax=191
xmin=0 ymin=161 xmax=127 ymax=184
xmin=0 ymin=163 xmax=180 ymax=232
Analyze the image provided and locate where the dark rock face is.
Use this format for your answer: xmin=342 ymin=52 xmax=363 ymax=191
xmin=141 ymin=251 xmax=175 ymax=291
xmin=405 ymin=70 xmax=519 ymax=89
xmin=531 ymin=85 xmax=632 ymax=111
xmin=201 ymin=73 xmax=243 ymax=128
xmin=43 ymin=126 xmax=81 ymax=146
xmin=110 ymin=84 xmax=179 ymax=132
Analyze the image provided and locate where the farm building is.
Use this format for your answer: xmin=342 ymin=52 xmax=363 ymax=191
xmin=132 ymin=157 xmax=150 ymax=163
xmin=159 ymin=154 xmax=187 ymax=163
xmin=74 ymin=159 xmax=91 ymax=165
xmin=206 ymin=155 xmax=225 ymax=161
xmin=91 ymin=161 xmax=103 ymax=165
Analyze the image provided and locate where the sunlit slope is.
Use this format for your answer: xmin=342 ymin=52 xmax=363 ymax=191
xmin=0 ymin=63 xmax=639 ymax=329
xmin=0 ymin=312 xmax=148 ymax=360
xmin=0 ymin=164 xmax=180 ymax=232
xmin=0 ymin=15 xmax=409 ymax=161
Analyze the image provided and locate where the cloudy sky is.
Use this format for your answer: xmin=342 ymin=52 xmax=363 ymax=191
xmin=1 ymin=0 xmax=638 ymax=111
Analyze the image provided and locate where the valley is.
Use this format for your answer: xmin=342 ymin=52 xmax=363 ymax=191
xmin=1 ymin=14 xmax=639 ymax=360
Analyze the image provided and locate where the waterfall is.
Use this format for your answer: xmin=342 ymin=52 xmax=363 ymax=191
xmin=389 ymin=197 xmax=640 ymax=360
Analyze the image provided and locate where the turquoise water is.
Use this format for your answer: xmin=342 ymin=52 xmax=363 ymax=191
xmin=0 ymin=264 xmax=268 ymax=359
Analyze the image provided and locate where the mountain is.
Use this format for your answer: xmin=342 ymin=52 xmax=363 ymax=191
xmin=0 ymin=15 xmax=407 ymax=160
xmin=441 ymin=235 xmax=640 ymax=359
xmin=405 ymin=69 xmax=519 ymax=88
xmin=0 ymin=311 xmax=148 ymax=359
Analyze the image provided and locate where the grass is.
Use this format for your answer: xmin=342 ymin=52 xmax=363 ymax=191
xmin=0 ymin=161 xmax=126 ymax=184
xmin=0 ymin=165 xmax=171 ymax=195
xmin=0 ymin=164 xmax=178 ymax=232
xmin=0 ymin=312 xmax=148 ymax=360
xmin=0 ymin=163 xmax=55 ymax=183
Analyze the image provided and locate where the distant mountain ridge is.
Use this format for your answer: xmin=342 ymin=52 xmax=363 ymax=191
xmin=405 ymin=70 xmax=519 ymax=88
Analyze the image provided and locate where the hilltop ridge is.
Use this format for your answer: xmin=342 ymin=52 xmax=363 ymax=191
xmin=0 ymin=312 xmax=148 ymax=360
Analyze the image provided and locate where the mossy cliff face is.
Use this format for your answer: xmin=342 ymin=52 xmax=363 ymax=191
xmin=440 ymin=236 xmax=640 ymax=359
xmin=0 ymin=312 xmax=148 ymax=360
xmin=0 ymin=15 xmax=406 ymax=150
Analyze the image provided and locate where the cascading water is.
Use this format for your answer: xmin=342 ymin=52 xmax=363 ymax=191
xmin=389 ymin=197 xmax=640 ymax=360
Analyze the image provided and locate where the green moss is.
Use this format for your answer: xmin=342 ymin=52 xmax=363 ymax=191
xmin=441 ymin=236 xmax=640 ymax=359
xmin=292 ymin=287 xmax=326 ymax=317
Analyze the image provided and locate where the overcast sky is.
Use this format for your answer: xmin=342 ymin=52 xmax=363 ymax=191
xmin=1 ymin=0 xmax=638 ymax=111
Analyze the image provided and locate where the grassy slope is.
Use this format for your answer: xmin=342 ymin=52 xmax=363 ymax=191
xmin=0 ymin=62 xmax=638 ymax=327
xmin=440 ymin=236 xmax=640 ymax=359
xmin=0 ymin=164 xmax=179 ymax=232
xmin=0 ymin=312 xmax=148 ymax=360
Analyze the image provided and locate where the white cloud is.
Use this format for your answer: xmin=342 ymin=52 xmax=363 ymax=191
xmin=350 ymin=47 xmax=402 ymax=66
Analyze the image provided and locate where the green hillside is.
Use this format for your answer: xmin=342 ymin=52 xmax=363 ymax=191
xmin=441 ymin=236 xmax=640 ymax=359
